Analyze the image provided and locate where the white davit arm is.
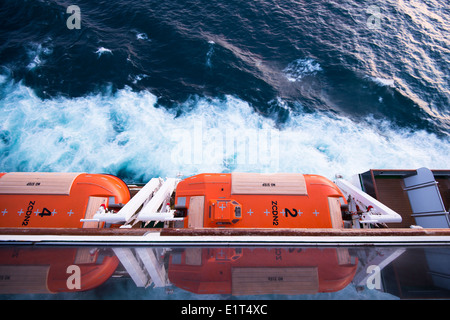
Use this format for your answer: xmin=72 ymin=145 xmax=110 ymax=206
xmin=135 ymin=178 xmax=182 ymax=222
xmin=91 ymin=178 xmax=162 ymax=224
xmin=91 ymin=177 xmax=181 ymax=225
xmin=335 ymin=178 xmax=402 ymax=224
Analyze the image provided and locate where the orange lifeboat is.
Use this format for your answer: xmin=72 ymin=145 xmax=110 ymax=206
xmin=0 ymin=172 xmax=130 ymax=228
xmin=175 ymin=173 xmax=346 ymax=229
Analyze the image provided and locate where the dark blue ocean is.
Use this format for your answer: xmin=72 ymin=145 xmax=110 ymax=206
xmin=0 ymin=0 xmax=449 ymax=182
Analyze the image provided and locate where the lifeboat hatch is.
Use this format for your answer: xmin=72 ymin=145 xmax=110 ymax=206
xmin=209 ymin=200 xmax=242 ymax=225
xmin=231 ymin=172 xmax=307 ymax=195
xmin=328 ymin=197 xmax=344 ymax=229
xmin=0 ymin=172 xmax=81 ymax=195
xmin=188 ymin=196 xmax=205 ymax=228
xmin=232 ymin=267 xmax=319 ymax=295
xmin=82 ymin=197 xmax=108 ymax=228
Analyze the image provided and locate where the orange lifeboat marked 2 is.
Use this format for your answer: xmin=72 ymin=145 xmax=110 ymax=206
xmin=0 ymin=172 xmax=130 ymax=228
xmin=175 ymin=172 xmax=346 ymax=229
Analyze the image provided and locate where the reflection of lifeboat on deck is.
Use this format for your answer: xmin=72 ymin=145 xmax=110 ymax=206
xmin=168 ymin=247 xmax=358 ymax=295
xmin=0 ymin=246 xmax=119 ymax=293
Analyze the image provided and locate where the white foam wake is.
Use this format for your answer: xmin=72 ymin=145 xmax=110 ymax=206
xmin=283 ymin=58 xmax=322 ymax=82
xmin=25 ymin=40 xmax=53 ymax=70
xmin=95 ymin=47 xmax=113 ymax=57
xmin=0 ymin=78 xmax=448 ymax=181
xmin=370 ymin=76 xmax=395 ymax=87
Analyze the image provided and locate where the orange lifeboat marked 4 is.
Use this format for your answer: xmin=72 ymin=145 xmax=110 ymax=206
xmin=0 ymin=172 xmax=130 ymax=228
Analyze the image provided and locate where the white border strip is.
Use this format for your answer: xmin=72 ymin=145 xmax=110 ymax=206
xmin=1 ymin=233 xmax=450 ymax=246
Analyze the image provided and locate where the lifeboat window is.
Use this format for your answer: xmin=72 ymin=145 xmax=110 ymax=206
xmin=176 ymin=197 xmax=186 ymax=207
xmin=234 ymin=206 xmax=241 ymax=218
